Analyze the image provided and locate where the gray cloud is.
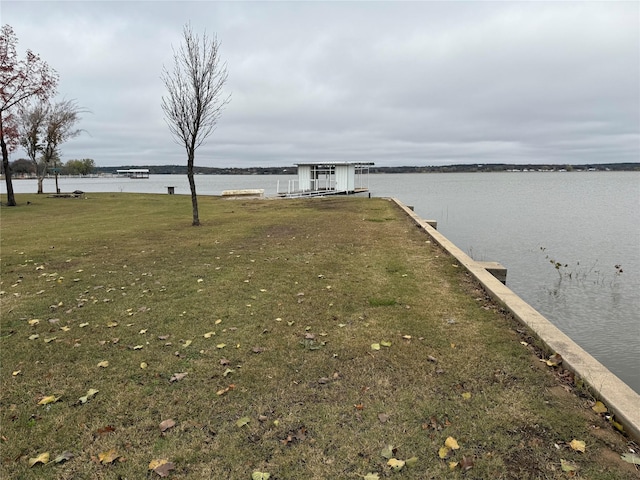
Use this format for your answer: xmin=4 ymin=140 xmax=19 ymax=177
xmin=3 ymin=1 xmax=638 ymax=167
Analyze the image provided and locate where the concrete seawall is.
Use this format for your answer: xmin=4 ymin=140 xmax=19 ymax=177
xmin=391 ymin=197 xmax=640 ymax=442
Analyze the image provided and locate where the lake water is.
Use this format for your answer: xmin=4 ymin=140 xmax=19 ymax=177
xmin=3 ymin=171 xmax=639 ymax=393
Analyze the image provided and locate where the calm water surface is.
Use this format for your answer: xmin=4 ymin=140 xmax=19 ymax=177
xmin=4 ymin=172 xmax=639 ymax=393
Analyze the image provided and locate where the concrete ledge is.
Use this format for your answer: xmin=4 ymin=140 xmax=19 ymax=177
xmin=390 ymin=197 xmax=640 ymax=441
xmin=221 ymin=189 xmax=264 ymax=198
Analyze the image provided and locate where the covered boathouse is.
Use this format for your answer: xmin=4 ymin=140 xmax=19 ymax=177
xmin=277 ymin=162 xmax=373 ymax=197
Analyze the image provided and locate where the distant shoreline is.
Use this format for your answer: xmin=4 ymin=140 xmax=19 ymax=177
xmin=90 ymin=162 xmax=638 ymax=176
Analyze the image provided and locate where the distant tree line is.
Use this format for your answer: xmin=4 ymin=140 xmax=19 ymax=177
xmin=6 ymin=157 xmax=95 ymax=176
xmin=92 ymin=163 xmax=639 ymax=176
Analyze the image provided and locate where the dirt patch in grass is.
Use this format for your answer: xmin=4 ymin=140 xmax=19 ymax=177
xmin=1 ymin=193 xmax=638 ymax=479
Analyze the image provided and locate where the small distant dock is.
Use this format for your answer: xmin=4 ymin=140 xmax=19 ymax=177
xmin=277 ymin=162 xmax=373 ymax=198
xmin=116 ymin=169 xmax=150 ymax=179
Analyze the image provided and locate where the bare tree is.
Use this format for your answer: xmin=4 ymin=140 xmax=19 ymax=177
xmin=19 ymin=101 xmax=47 ymax=192
xmin=1 ymin=24 xmax=58 ymax=206
xmin=40 ymin=99 xmax=85 ymax=193
xmin=161 ymin=24 xmax=230 ymax=226
xmin=19 ymin=99 xmax=84 ymax=193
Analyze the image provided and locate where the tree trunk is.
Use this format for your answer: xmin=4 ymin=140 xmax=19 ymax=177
xmin=37 ymin=174 xmax=44 ymax=194
xmin=1 ymin=126 xmax=17 ymax=206
xmin=187 ymin=150 xmax=200 ymax=226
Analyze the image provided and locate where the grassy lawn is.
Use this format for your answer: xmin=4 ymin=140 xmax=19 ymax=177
xmin=1 ymin=192 xmax=637 ymax=479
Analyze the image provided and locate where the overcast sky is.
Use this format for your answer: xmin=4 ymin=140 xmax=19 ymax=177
xmin=3 ymin=1 xmax=639 ymax=168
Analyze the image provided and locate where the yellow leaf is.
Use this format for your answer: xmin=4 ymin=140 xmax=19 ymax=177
xmin=44 ymin=337 xmax=57 ymax=343
xmin=371 ymin=343 xmax=381 ymax=351
xmin=140 ymin=362 xmax=148 ymax=369
xmin=28 ymin=452 xmax=49 ymax=467
xmin=445 ymin=436 xmax=460 ymax=450
xmin=203 ymin=331 xmax=215 ymax=338
xmin=215 ymin=319 xmax=222 ymax=325
xmin=438 ymin=446 xmax=450 ymax=459
xmin=592 ymin=401 xmax=607 ymax=414
xmin=139 ymin=329 xmax=147 ymax=334
xmin=133 ymin=345 xmax=143 ymax=350
xmin=106 ymin=321 xmax=118 ymax=328
xmin=97 ymin=361 xmax=109 ymax=368
xmin=38 ymin=395 xmax=59 ymax=405
xmin=12 ymin=370 xmax=21 ymax=376
xmin=216 ymin=343 xmax=226 ymax=349
xmin=149 ymin=458 xmax=169 ymax=470
xmin=28 ymin=334 xmax=39 ymax=340
xmin=570 ymin=439 xmax=586 ymax=453
xmin=461 ymin=392 xmax=472 ymax=400
xmin=28 ymin=319 xmax=40 ymax=326
xmin=79 ymin=322 xmax=89 ymax=328
xmin=449 ymin=461 xmax=459 ymax=470
xmin=60 ymin=326 xmax=71 ymax=332
xmin=387 ymin=458 xmax=405 ymax=471
xmin=98 ymin=448 xmax=119 ymax=464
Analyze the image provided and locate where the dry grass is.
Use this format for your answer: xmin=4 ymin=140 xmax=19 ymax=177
xmin=1 ymin=192 xmax=637 ymax=479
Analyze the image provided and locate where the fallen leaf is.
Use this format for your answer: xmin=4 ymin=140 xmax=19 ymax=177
xmin=96 ymin=425 xmax=115 ymax=436
xmin=28 ymin=319 xmax=40 ymax=326
xmin=38 ymin=395 xmax=59 ymax=405
xmin=381 ymin=445 xmax=396 ymax=459
xmin=236 ymin=416 xmax=250 ymax=427
xmin=140 ymin=362 xmax=148 ymax=369
xmin=561 ymin=458 xmax=577 ymax=472
xmin=28 ymin=334 xmax=40 ymax=340
xmin=53 ymin=451 xmax=74 ymax=464
xmin=133 ymin=345 xmax=143 ymax=350
xmin=78 ymin=388 xmax=99 ymax=404
xmin=28 ymin=452 xmax=50 ymax=467
xmin=387 ymin=458 xmax=405 ymax=471
xmin=620 ymin=453 xmax=640 ymax=465
xmin=169 ymin=372 xmax=188 ymax=383
xmin=363 ymin=474 xmax=379 ymax=480
xmin=215 ymin=319 xmax=222 ymax=325
xmin=380 ymin=341 xmax=392 ymax=347
xmin=546 ymin=353 xmax=563 ymax=367
xmin=12 ymin=370 xmax=21 ymax=376
xmin=371 ymin=343 xmax=381 ymax=351
xmin=449 ymin=461 xmax=459 ymax=470
xmin=204 ymin=331 xmax=215 ymax=338
xmin=569 ymin=439 xmax=586 ymax=453
xmin=182 ymin=339 xmax=192 ymax=348
xmin=405 ymin=456 xmax=418 ymax=467
xmin=60 ymin=326 xmax=71 ymax=332
xmin=378 ymin=413 xmax=389 ymax=423
xmin=216 ymin=343 xmax=226 ymax=349
xmin=252 ymin=472 xmax=271 ymax=480
xmin=438 ymin=446 xmax=450 ymax=459
xmin=139 ymin=329 xmax=147 ymax=334
xmin=97 ymin=360 xmax=109 ymax=368
xmin=98 ymin=448 xmax=119 ymax=464
xmin=445 ymin=436 xmax=460 ymax=450
xmin=149 ymin=458 xmax=175 ymax=477
xmin=159 ymin=419 xmax=176 ymax=432
xmin=461 ymin=392 xmax=472 ymax=400
xmin=106 ymin=321 xmax=118 ymax=328
xmin=79 ymin=322 xmax=89 ymax=328
xmin=460 ymin=456 xmax=474 ymax=471
xmin=592 ymin=401 xmax=607 ymax=414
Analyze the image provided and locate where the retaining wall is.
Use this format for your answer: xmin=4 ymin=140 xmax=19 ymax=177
xmin=391 ymin=198 xmax=640 ymax=441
